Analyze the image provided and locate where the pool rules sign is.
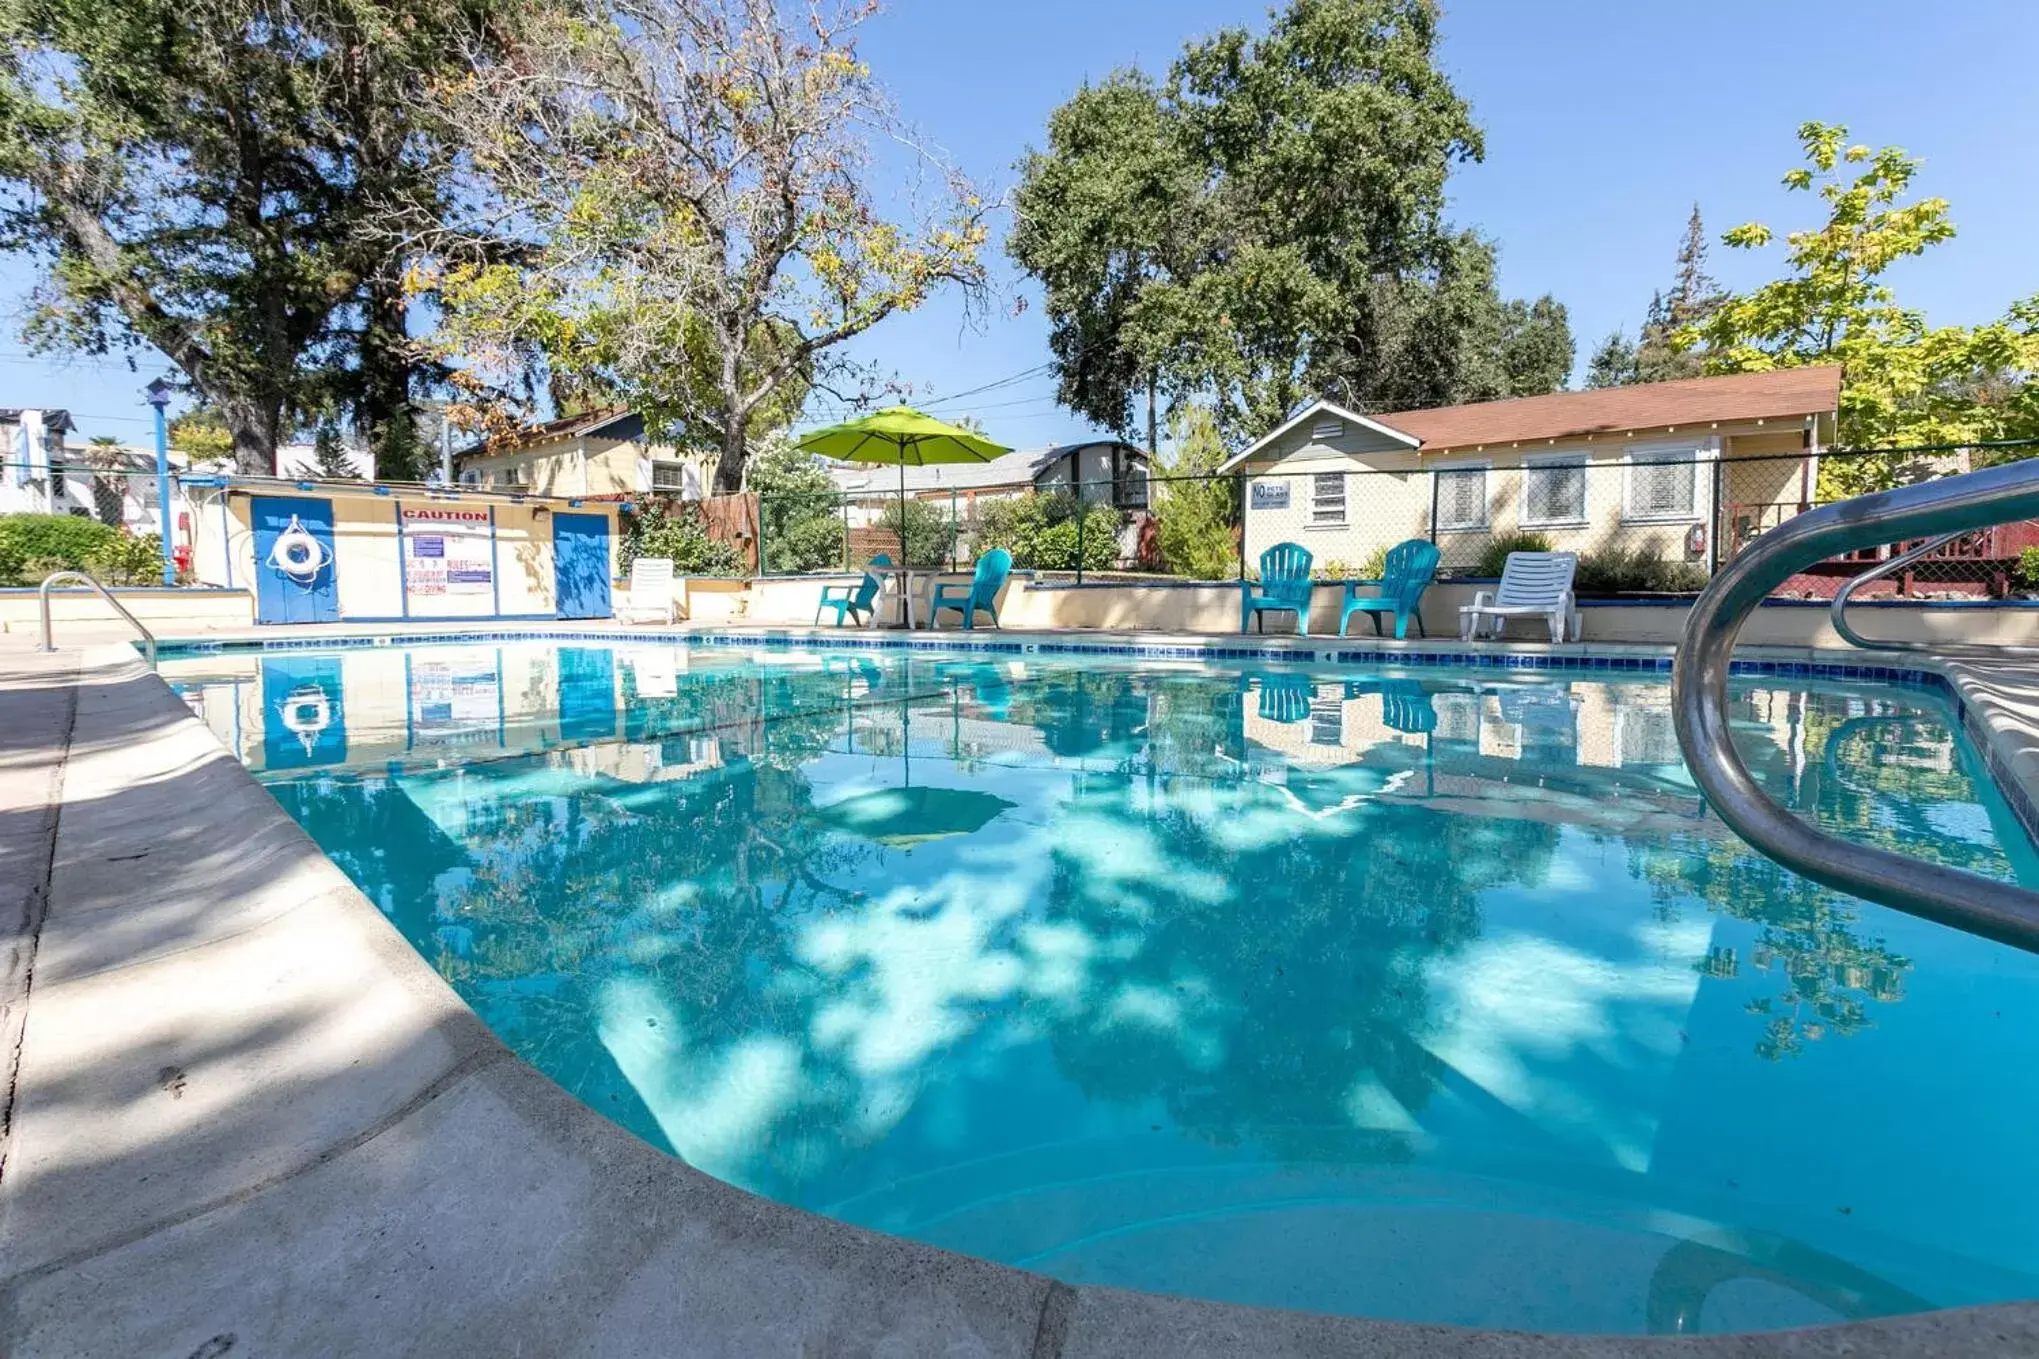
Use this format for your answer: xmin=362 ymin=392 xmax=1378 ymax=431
xmin=401 ymin=505 xmax=495 ymax=617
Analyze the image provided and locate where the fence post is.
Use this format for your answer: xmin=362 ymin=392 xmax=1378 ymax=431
xmin=1235 ymin=472 xmax=1247 ymax=582
xmin=1709 ymin=456 xmax=1726 ymax=574
xmin=842 ymin=496 xmax=850 ymax=571
xmin=1428 ymin=469 xmax=1440 ymax=546
xmin=950 ymin=489 xmax=959 ymax=573
xmin=1075 ymin=482 xmax=1085 ymax=586
xmin=757 ymin=494 xmax=768 ymax=577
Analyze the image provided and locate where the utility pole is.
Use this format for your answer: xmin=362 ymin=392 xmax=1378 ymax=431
xmin=1146 ymin=373 xmax=1158 ymax=458
xmin=144 ymin=380 xmax=175 ymax=584
xmin=438 ymin=408 xmax=453 ymax=485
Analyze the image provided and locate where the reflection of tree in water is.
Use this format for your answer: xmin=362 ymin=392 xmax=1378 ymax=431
xmin=1629 ymin=691 xmax=2008 ymax=1060
xmin=1036 ymin=774 xmax=1560 ymax=1160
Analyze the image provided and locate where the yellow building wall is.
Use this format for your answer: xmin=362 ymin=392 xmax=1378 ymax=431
xmin=207 ymin=488 xmax=619 ymax=622
xmin=1241 ymin=417 xmax=1813 ymax=574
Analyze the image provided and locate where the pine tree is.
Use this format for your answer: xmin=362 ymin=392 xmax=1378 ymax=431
xmin=311 ymin=424 xmax=356 ymax=479
xmin=1631 ymin=206 xmax=1726 ymax=383
xmin=1585 ymin=332 xmax=1639 ymax=389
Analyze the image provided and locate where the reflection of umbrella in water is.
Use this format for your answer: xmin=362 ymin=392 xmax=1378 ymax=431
xmin=813 ymin=784 xmax=1014 ymax=848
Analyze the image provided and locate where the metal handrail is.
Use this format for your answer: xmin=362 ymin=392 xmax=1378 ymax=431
xmin=37 ymin=570 xmax=158 ymax=667
xmin=1829 ymin=529 xmax=2039 ymax=656
xmin=1672 ymin=459 xmax=2039 ymax=953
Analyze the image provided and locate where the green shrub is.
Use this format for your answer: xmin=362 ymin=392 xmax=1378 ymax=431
xmin=974 ymin=492 xmax=1117 ymax=572
xmin=0 ymin=514 xmax=168 ymax=586
xmin=623 ymin=500 xmax=745 ymax=576
xmin=875 ymin=497 xmax=953 ymax=568
xmin=1472 ymin=531 xmax=1555 ymax=578
xmin=2017 ymin=547 xmax=2039 ymax=591
xmin=1573 ymin=544 xmax=1709 ymax=595
xmin=90 ymin=532 xmax=168 ymax=585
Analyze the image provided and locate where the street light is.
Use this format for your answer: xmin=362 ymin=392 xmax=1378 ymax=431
xmin=144 ymin=379 xmax=175 ymax=585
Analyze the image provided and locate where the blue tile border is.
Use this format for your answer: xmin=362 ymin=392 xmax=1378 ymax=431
xmin=148 ymin=626 xmax=1949 ymax=696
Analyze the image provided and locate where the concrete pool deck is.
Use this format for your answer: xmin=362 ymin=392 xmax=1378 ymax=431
xmin=5 ymin=636 xmax=2039 ymax=1355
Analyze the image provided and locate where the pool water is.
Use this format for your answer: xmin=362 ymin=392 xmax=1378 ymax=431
xmin=165 ymin=641 xmax=2039 ymax=1335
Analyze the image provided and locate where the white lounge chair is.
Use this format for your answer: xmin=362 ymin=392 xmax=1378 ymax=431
xmin=615 ymin=556 xmax=679 ymax=625
xmin=1460 ymin=551 xmax=1579 ymax=643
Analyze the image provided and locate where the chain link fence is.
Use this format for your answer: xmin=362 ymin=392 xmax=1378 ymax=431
xmin=759 ymin=441 xmax=2039 ymax=600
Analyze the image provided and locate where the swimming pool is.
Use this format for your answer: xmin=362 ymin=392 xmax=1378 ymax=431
xmin=163 ymin=638 xmax=2039 ymax=1335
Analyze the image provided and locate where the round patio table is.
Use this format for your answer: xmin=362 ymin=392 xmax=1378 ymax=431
xmin=865 ymin=562 xmax=925 ymax=629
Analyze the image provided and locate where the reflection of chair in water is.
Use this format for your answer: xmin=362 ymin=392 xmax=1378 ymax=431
xmin=626 ymin=648 xmax=679 ymax=698
xmin=1252 ymin=672 xmax=1315 ymax=723
xmin=936 ymin=662 xmax=1012 ymax=721
xmin=1343 ymin=678 xmax=1437 ymax=735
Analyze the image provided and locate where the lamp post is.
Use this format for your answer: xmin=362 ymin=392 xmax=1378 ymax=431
xmin=145 ymin=379 xmax=175 ymax=585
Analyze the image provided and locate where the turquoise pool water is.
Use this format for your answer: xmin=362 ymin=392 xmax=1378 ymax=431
xmin=165 ymin=641 xmax=2039 ymax=1335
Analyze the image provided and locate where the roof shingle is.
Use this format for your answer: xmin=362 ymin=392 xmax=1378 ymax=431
xmin=1376 ymin=366 xmax=1842 ymax=452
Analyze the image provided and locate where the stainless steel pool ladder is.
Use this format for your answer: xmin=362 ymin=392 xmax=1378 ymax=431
xmin=37 ymin=570 xmax=158 ymax=667
xmin=1672 ymin=458 xmax=2039 ymax=952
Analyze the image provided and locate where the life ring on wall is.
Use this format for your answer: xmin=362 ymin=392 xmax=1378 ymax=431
xmin=277 ymin=682 xmax=332 ymax=755
xmin=266 ymin=515 xmax=333 ymax=587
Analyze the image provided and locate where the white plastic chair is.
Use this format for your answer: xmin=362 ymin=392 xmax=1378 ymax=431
xmin=1459 ymin=551 xmax=1579 ymax=643
xmin=615 ymin=556 xmax=678 ymax=625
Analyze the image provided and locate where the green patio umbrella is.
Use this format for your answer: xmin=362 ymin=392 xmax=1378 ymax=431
xmin=795 ymin=405 xmax=1010 ymax=562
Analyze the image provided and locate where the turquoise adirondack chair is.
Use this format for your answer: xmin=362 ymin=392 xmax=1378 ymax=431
xmin=816 ymin=553 xmax=890 ymax=626
xmin=930 ymin=549 xmax=1012 ymax=629
xmin=1241 ymin=542 xmax=1315 ymax=635
xmin=1339 ymin=539 xmax=1441 ymax=639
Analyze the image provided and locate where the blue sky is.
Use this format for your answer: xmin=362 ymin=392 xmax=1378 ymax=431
xmin=7 ymin=0 xmax=2038 ymax=452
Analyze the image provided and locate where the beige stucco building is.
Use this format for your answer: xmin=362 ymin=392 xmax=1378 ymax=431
xmin=1219 ymin=368 xmax=1843 ymax=575
xmin=455 ymin=410 xmax=717 ymax=501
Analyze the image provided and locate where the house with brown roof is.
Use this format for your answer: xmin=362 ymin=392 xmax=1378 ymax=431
xmin=454 ymin=410 xmax=716 ymax=499
xmin=1218 ymin=367 xmax=1843 ymax=575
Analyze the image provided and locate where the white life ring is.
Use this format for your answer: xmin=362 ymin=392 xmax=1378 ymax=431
xmin=277 ymin=682 xmax=333 ymax=755
xmin=266 ymin=515 xmax=332 ymax=586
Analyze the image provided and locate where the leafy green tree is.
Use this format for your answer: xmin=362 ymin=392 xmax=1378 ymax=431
xmin=876 ymin=498 xmax=953 ymax=569
xmin=1499 ymin=295 xmax=1574 ymax=397
xmin=1153 ymin=407 xmax=1239 ymax=579
xmin=1685 ymin=122 xmax=2039 ymax=491
xmin=0 ymin=0 xmax=498 ymax=474
xmin=421 ymin=0 xmax=989 ymax=493
xmin=751 ymin=440 xmax=846 ymax=574
xmin=167 ymin=409 xmax=236 ymax=464
xmin=1013 ymin=0 xmax=1575 ymax=442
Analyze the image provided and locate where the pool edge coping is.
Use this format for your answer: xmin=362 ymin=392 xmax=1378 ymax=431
xmin=7 ymin=640 xmax=2039 ymax=1354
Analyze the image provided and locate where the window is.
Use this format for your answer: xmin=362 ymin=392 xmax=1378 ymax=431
xmin=651 ymin=461 xmax=693 ymax=493
xmin=1310 ymin=472 xmax=1347 ymax=525
xmin=1522 ymin=457 xmax=1586 ymax=526
xmin=458 ymin=468 xmax=482 ymax=487
xmin=1310 ymin=415 xmax=1345 ymax=443
xmin=1435 ymin=464 xmax=1488 ymax=532
xmin=1113 ymin=463 xmax=1149 ymax=510
xmin=505 ymin=464 xmax=531 ymax=489
xmin=1624 ymin=446 xmax=1698 ymax=521
xmin=1310 ymin=696 xmax=1344 ymax=747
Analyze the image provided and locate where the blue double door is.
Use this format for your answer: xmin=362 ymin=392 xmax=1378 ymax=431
xmin=553 ymin=512 xmax=613 ymax=619
xmin=252 ymin=495 xmax=340 ymax=625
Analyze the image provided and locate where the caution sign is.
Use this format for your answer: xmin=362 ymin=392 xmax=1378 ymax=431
xmin=402 ymin=505 xmax=495 ymax=616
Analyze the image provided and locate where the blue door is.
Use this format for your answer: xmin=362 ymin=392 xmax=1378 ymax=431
xmin=557 ymin=647 xmax=617 ymax=744
xmin=252 ymin=496 xmax=340 ymax=624
xmin=260 ymin=656 xmax=347 ymax=769
xmin=553 ymin=513 xmax=612 ymax=619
